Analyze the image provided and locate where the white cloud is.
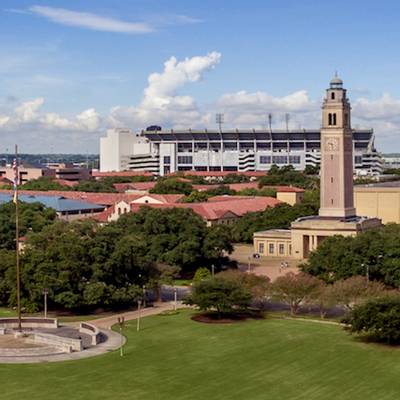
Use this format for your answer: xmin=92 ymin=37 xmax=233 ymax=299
xmin=109 ymin=52 xmax=221 ymax=128
xmin=29 ymin=5 xmax=153 ymax=34
xmin=2 ymin=51 xmax=400 ymax=152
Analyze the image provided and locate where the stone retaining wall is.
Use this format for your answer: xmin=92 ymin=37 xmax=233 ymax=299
xmin=79 ymin=322 xmax=101 ymax=346
xmin=0 ymin=317 xmax=58 ymax=329
xmin=33 ymin=332 xmax=83 ymax=352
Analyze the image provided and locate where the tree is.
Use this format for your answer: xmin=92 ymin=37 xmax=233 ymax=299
xmin=181 ymin=191 xmax=210 ymax=203
xmin=345 ymin=297 xmax=400 ymax=344
xmin=21 ymin=177 xmax=67 ymax=191
xmin=258 ymin=165 xmax=318 ymax=189
xmin=0 ymin=201 xmax=56 ymax=250
xmin=331 ymin=276 xmax=386 ymax=311
xmin=308 ymin=281 xmax=337 ymax=319
xmin=150 ymin=178 xmax=193 ymax=195
xmin=271 ymin=272 xmax=321 ymax=315
xmin=185 ymin=276 xmax=252 ymax=316
xmin=232 ymin=202 xmax=318 ymax=243
xmin=222 ymin=174 xmax=250 ymax=184
xmin=193 ymin=267 xmax=212 ymax=282
xmin=301 ymin=224 xmax=400 ymax=288
xmin=205 ymin=185 xmax=236 ymax=196
xmin=73 ymin=179 xmax=117 ymax=193
xmin=217 ymin=270 xmax=270 ymax=301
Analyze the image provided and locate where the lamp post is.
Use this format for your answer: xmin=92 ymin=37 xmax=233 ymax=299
xmin=211 ymin=264 xmax=215 ymax=277
xmin=43 ymin=288 xmax=48 ymax=319
xmin=142 ymin=285 xmax=146 ymax=308
xmin=137 ymin=300 xmax=142 ymax=332
xmin=173 ymin=287 xmax=177 ymax=311
xmin=117 ymin=316 xmax=125 ymax=357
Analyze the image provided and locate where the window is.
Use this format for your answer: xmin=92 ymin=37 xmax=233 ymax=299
xmin=118 ymin=207 xmax=121 ymax=215
xmin=289 ymin=244 xmax=292 ymax=255
xmin=354 ymin=156 xmax=362 ymax=164
xmin=328 ymin=113 xmax=332 ymax=125
xmin=177 ymin=156 xmax=193 ymax=164
xmin=268 ymin=243 xmax=274 ymax=254
xmin=331 ymin=198 xmax=334 ymax=205
xmin=331 ymin=92 xmax=335 ymax=100
xmin=163 ymin=156 xmax=171 ymax=164
xmin=331 ymin=177 xmax=333 ymax=183
xmin=279 ymin=244 xmax=285 ymax=255
xmin=289 ymin=155 xmax=301 ymax=164
xmin=260 ymin=155 xmax=271 ymax=164
xmin=259 ymin=243 xmax=265 ymax=254
xmin=333 ymin=113 xmax=337 ymax=125
xmin=272 ymin=155 xmax=288 ymax=164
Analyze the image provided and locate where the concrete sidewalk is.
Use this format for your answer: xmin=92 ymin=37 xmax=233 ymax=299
xmin=90 ymin=301 xmax=187 ymax=330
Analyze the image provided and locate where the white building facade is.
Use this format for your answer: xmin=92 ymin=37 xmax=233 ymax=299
xmin=100 ymin=127 xmax=382 ymax=176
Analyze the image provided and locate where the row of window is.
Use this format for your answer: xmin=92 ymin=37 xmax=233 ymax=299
xmin=259 ymin=242 xmax=289 ymax=255
xmin=259 ymin=155 xmax=301 ymax=164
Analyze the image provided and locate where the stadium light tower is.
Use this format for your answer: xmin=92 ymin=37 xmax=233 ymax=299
xmin=268 ymin=113 xmax=273 ymax=133
xmin=285 ymin=113 xmax=290 ymax=132
xmin=216 ymin=113 xmax=224 ymax=132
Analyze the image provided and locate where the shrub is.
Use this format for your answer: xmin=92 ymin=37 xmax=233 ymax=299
xmin=346 ymin=296 xmax=400 ymax=344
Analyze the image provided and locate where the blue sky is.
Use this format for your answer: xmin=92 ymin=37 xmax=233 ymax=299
xmin=1 ymin=0 xmax=400 ymax=152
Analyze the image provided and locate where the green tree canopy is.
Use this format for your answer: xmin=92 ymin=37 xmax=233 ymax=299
xmin=0 ymin=201 xmax=56 ymax=250
xmin=301 ymin=224 xmax=400 ymax=287
xmin=150 ymin=178 xmax=193 ymax=195
xmin=345 ymin=296 xmax=400 ymax=344
xmin=185 ymin=276 xmax=252 ymax=316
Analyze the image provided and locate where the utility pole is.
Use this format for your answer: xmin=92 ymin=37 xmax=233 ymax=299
xmin=14 ymin=145 xmax=22 ymax=332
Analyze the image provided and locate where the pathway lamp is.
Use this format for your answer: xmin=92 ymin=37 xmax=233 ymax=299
xmin=117 ymin=316 xmax=125 ymax=357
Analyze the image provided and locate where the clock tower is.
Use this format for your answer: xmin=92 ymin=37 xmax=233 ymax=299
xmin=319 ymin=74 xmax=356 ymax=218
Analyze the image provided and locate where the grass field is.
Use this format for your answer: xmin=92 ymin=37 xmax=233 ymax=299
xmin=1 ymin=310 xmax=400 ymax=400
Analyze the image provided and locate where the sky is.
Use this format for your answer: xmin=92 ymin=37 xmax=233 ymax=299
xmin=1 ymin=0 xmax=400 ymax=153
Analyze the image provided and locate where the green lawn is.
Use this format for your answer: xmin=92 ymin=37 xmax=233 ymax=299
xmin=1 ymin=310 xmax=400 ymax=400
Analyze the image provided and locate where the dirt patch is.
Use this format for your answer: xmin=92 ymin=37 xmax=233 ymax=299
xmin=192 ymin=311 xmax=264 ymax=324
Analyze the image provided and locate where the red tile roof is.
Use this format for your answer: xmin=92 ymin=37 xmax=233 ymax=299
xmin=129 ymin=195 xmax=281 ymax=221
xmin=90 ymin=206 xmax=114 ymax=223
xmin=113 ymin=181 xmax=157 ymax=192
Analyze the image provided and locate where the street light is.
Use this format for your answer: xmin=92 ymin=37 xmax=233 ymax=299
xmin=211 ymin=264 xmax=215 ymax=277
xmin=173 ymin=287 xmax=177 ymax=311
xmin=117 ymin=316 xmax=125 ymax=357
xmin=142 ymin=285 xmax=146 ymax=308
xmin=137 ymin=300 xmax=142 ymax=332
xmin=43 ymin=288 xmax=48 ymax=319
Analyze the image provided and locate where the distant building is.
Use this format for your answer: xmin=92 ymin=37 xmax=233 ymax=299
xmin=354 ymin=181 xmax=400 ymax=223
xmin=0 ymin=193 xmax=105 ymax=221
xmin=0 ymin=164 xmax=90 ymax=184
xmin=99 ymin=125 xmax=382 ymax=176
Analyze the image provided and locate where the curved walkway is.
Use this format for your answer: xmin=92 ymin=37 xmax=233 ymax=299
xmin=0 ymin=302 xmax=183 ymax=364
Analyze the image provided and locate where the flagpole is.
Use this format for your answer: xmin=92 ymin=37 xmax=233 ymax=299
xmin=15 ymin=144 xmax=21 ymax=332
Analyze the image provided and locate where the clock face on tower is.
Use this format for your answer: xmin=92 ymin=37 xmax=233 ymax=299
xmin=325 ymin=138 xmax=339 ymax=151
